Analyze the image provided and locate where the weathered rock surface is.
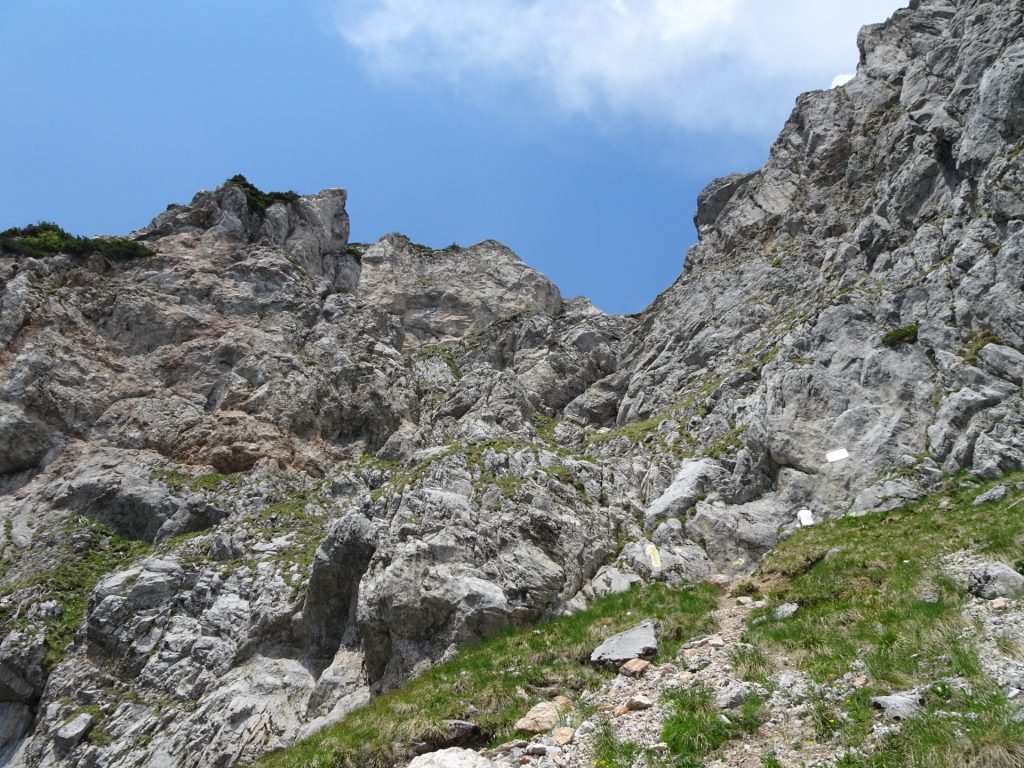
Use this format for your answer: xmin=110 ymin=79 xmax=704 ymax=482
xmin=1 ymin=0 xmax=1023 ymax=765
xmin=968 ymin=562 xmax=1024 ymax=599
xmin=407 ymin=747 xmax=497 ymax=768
xmin=870 ymin=693 xmax=922 ymax=721
xmin=590 ymin=621 xmax=660 ymax=668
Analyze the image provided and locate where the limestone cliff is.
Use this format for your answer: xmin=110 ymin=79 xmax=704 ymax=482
xmin=1 ymin=0 xmax=1023 ymax=765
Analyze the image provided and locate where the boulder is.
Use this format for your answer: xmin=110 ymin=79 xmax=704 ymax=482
xmin=407 ymin=747 xmax=496 ymax=768
xmin=590 ymin=620 xmax=660 ymax=668
xmin=968 ymin=563 xmax=1024 ymax=599
xmin=54 ymin=713 xmax=94 ymax=751
xmin=513 ymin=702 xmax=562 ymax=733
xmin=871 ymin=693 xmax=922 ymax=721
xmin=973 ymin=485 xmax=1008 ymax=506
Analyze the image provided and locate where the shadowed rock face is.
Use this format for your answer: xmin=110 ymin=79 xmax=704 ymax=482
xmin=2 ymin=1 xmax=1024 ymax=765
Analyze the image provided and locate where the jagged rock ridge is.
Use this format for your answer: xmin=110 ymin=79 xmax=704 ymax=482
xmin=1 ymin=0 xmax=1023 ymax=764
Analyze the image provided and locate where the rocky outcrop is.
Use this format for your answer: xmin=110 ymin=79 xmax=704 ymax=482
xmin=1 ymin=1 xmax=1023 ymax=765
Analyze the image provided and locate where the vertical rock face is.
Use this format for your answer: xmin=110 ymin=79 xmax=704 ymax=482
xmin=1 ymin=1 xmax=1023 ymax=765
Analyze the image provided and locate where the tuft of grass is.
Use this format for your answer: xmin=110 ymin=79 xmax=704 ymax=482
xmin=259 ymin=582 xmax=719 ymax=768
xmin=0 ymin=221 xmax=154 ymax=260
xmin=660 ymin=685 xmax=766 ymax=767
xmin=592 ymin=722 xmax=642 ymax=768
xmin=729 ymin=644 xmax=772 ymax=685
xmin=587 ymin=413 xmax=665 ymax=446
xmin=995 ymin=633 xmax=1024 ymax=660
xmin=227 ymin=174 xmax=299 ymax=214
xmin=961 ymin=330 xmax=1000 ymax=365
xmin=533 ymin=414 xmax=559 ymax=445
xmin=733 ymin=580 xmax=761 ymax=598
xmin=834 ymin=690 xmax=1024 ymax=768
xmin=881 ymin=322 xmax=919 ymax=348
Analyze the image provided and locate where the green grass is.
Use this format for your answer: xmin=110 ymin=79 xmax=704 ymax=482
xmin=881 ymin=323 xmax=919 ymax=348
xmin=419 ymin=344 xmax=463 ymax=379
xmin=961 ymin=330 xmax=1000 ymax=365
xmin=259 ymin=582 xmax=719 ymax=768
xmin=750 ymin=471 xmax=1024 ymax=685
xmin=227 ymin=174 xmax=299 ymax=214
xmin=592 ymin=722 xmax=643 ymax=768
xmin=660 ymin=684 xmax=766 ymax=767
xmin=0 ymin=221 xmax=154 ymax=260
xmin=729 ymin=644 xmax=772 ymax=685
xmin=587 ymin=412 xmax=666 ymax=446
xmin=151 ymin=468 xmax=241 ymax=493
xmin=995 ymin=633 xmax=1024 ymax=660
xmin=533 ymin=414 xmax=559 ymax=445
xmin=834 ymin=690 xmax=1024 ymax=768
xmin=248 ymin=487 xmax=329 ymax=574
xmin=364 ymin=450 xmax=450 ymax=501
xmin=743 ymin=471 xmax=1024 ymax=765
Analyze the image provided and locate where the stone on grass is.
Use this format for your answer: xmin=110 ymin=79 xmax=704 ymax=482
xmin=575 ymin=720 xmax=596 ymax=737
xmin=614 ymin=695 xmax=653 ymax=715
xmin=410 ymin=721 xmax=482 ymax=754
xmin=773 ymin=603 xmax=800 ymax=620
xmin=590 ymin=620 xmax=660 ymax=668
xmin=590 ymin=566 xmax=643 ymax=598
xmin=973 ymin=485 xmax=1008 ymax=506
xmin=968 ymin=562 xmax=1024 ymax=599
xmin=715 ymin=681 xmax=764 ymax=709
xmin=513 ymin=697 xmax=568 ymax=734
xmin=871 ymin=694 xmax=921 ymax=720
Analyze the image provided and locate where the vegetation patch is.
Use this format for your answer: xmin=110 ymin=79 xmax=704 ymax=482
xmin=227 ymin=174 xmax=300 ymax=214
xmin=744 ymin=470 xmax=1024 ymax=763
xmin=961 ymin=329 xmax=1000 ymax=365
xmin=0 ymin=518 xmax=150 ymax=671
xmin=151 ymin=468 xmax=241 ymax=493
xmin=248 ymin=486 xmax=330 ymax=573
xmin=259 ymin=583 xmax=719 ymax=768
xmin=0 ymin=222 xmax=154 ymax=260
xmin=532 ymin=413 xmax=559 ymax=445
xmin=881 ymin=322 xmax=919 ymax=348
xmin=660 ymin=684 xmax=766 ymax=767
xmin=419 ymin=344 xmax=463 ymax=379
xmin=591 ymin=722 xmax=642 ymax=768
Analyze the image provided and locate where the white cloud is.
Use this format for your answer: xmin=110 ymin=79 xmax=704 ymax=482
xmin=831 ymin=73 xmax=856 ymax=88
xmin=332 ymin=0 xmax=906 ymax=133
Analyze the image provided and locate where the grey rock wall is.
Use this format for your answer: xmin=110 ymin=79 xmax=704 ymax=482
xmin=1 ymin=1 xmax=1023 ymax=765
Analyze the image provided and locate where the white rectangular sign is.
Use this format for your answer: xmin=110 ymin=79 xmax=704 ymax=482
xmin=826 ymin=448 xmax=849 ymax=463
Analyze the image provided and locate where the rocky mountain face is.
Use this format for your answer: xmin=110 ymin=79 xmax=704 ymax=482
xmin=1 ymin=0 xmax=1023 ymax=765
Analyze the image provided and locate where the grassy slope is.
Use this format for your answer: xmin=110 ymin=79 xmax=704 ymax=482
xmin=747 ymin=470 xmax=1024 ymax=767
xmin=259 ymin=583 xmax=719 ymax=768
xmin=259 ymin=471 xmax=1024 ymax=768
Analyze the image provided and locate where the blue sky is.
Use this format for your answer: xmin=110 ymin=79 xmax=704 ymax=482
xmin=0 ymin=1 xmax=903 ymax=313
